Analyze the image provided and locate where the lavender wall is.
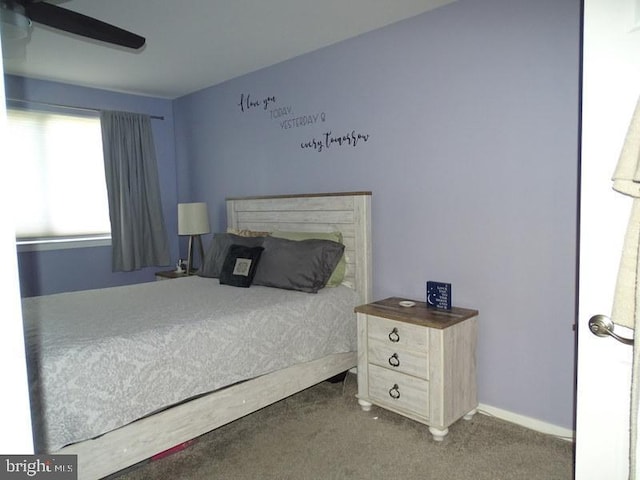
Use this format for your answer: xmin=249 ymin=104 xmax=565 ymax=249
xmin=173 ymin=0 xmax=581 ymax=429
xmin=5 ymin=75 xmax=178 ymax=296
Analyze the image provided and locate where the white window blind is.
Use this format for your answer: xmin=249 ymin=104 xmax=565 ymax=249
xmin=7 ymin=108 xmax=111 ymax=244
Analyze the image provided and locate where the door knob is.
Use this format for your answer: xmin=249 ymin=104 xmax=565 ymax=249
xmin=588 ymin=314 xmax=634 ymax=346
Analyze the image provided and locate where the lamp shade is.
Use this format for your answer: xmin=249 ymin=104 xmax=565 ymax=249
xmin=178 ymin=202 xmax=210 ymax=235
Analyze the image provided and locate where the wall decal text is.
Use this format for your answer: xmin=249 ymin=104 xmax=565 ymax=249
xmin=238 ymin=93 xmax=277 ymax=112
xmin=236 ymin=92 xmax=368 ymax=154
xmin=280 ymin=112 xmax=326 ymax=130
xmin=301 ymin=130 xmax=370 ymax=153
xmin=270 ymin=106 xmax=293 ymax=119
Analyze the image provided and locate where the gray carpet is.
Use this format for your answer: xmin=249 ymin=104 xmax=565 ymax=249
xmin=115 ymin=373 xmax=573 ymax=479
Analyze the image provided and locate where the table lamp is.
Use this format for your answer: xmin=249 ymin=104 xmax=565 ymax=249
xmin=178 ymin=202 xmax=210 ymax=275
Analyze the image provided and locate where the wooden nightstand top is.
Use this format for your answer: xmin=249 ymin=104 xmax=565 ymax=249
xmin=155 ymin=269 xmax=197 ymax=280
xmin=355 ymin=297 xmax=478 ymax=330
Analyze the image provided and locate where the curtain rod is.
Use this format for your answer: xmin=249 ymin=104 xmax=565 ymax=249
xmin=5 ymin=97 xmax=165 ymax=120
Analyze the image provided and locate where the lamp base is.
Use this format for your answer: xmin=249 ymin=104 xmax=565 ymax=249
xmin=186 ymin=234 xmax=205 ymax=275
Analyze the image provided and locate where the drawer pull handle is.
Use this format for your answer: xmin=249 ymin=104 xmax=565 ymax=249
xmin=388 ymin=327 xmax=400 ymax=343
xmin=389 ymin=384 xmax=401 ymax=399
xmin=388 ymin=353 xmax=400 ymax=367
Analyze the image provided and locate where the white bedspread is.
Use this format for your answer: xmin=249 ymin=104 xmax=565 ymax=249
xmin=21 ymin=277 xmax=359 ymax=452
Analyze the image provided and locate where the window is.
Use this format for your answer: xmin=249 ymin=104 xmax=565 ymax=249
xmin=6 ymin=108 xmax=111 ymax=249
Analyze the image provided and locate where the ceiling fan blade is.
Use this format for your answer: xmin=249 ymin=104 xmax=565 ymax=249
xmin=23 ymin=2 xmax=145 ymax=49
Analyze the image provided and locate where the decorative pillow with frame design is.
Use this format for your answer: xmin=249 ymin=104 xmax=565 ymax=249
xmin=219 ymin=245 xmax=265 ymax=288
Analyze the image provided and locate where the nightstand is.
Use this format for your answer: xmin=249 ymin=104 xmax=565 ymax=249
xmin=355 ymin=297 xmax=478 ymax=441
xmin=154 ymin=270 xmax=197 ymax=281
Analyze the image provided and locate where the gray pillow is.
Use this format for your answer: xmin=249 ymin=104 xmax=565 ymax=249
xmin=253 ymin=236 xmax=345 ymax=293
xmin=199 ymin=233 xmax=265 ymax=278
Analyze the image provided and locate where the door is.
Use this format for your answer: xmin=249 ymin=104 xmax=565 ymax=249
xmin=0 ymin=40 xmax=34 ymax=452
xmin=576 ymin=0 xmax=640 ymax=477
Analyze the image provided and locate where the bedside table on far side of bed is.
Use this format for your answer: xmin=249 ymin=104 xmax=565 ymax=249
xmin=155 ymin=270 xmax=198 ymax=281
xmin=355 ymin=297 xmax=478 ymax=441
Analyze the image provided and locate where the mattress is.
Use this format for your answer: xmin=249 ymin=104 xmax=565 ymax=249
xmin=21 ymin=277 xmax=359 ymax=451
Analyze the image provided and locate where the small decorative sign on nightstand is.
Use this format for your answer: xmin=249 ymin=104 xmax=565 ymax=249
xmin=426 ymin=281 xmax=452 ymax=310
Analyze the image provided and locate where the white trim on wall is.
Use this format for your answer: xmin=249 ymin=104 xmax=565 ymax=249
xmin=478 ymin=403 xmax=575 ymax=442
xmin=350 ymin=368 xmax=574 ymax=441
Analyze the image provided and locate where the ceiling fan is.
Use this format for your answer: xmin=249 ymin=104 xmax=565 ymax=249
xmin=0 ymin=0 xmax=145 ymax=50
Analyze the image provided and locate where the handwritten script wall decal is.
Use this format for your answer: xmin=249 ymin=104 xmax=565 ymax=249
xmin=237 ymin=92 xmax=371 ymax=153
xmin=301 ymin=130 xmax=370 ymax=153
xmin=238 ymin=93 xmax=276 ymax=112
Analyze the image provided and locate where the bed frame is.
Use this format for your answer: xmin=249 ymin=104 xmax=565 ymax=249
xmin=56 ymin=191 xmax=372 ymax=479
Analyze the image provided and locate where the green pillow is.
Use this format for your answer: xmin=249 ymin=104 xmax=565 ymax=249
xmin=270 ymin=230 xmax=346 ymax=287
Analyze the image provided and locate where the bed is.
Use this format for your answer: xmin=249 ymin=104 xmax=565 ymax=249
xmin=22 ymin=191 xmax=372 ymax=479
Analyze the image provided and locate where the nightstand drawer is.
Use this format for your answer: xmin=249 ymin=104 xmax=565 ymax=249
xmin=368 ymin=315 xmax=428 ymax=351
xmin=368 ymin=339 xmax=429 ymax=380
xmin=368 ymin=364 xmax=429 ymax=418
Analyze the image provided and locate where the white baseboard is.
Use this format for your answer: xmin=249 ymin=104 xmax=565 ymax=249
xmin=478 ymin=403 xmax=575 ymax=442
xmin=346 ymin=369 xmax=574 ymax=442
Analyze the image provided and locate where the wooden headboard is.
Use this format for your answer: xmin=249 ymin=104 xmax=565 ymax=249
xmin=226 ymin=191 xmax=372 ymax=304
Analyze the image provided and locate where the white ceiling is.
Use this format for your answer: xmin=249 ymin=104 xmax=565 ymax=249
xmin=2 ymin=0 xmax=455 ymax=99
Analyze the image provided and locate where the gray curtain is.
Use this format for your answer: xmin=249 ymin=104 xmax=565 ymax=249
xmin=100 ymin=111 xmax=170 ymax=272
